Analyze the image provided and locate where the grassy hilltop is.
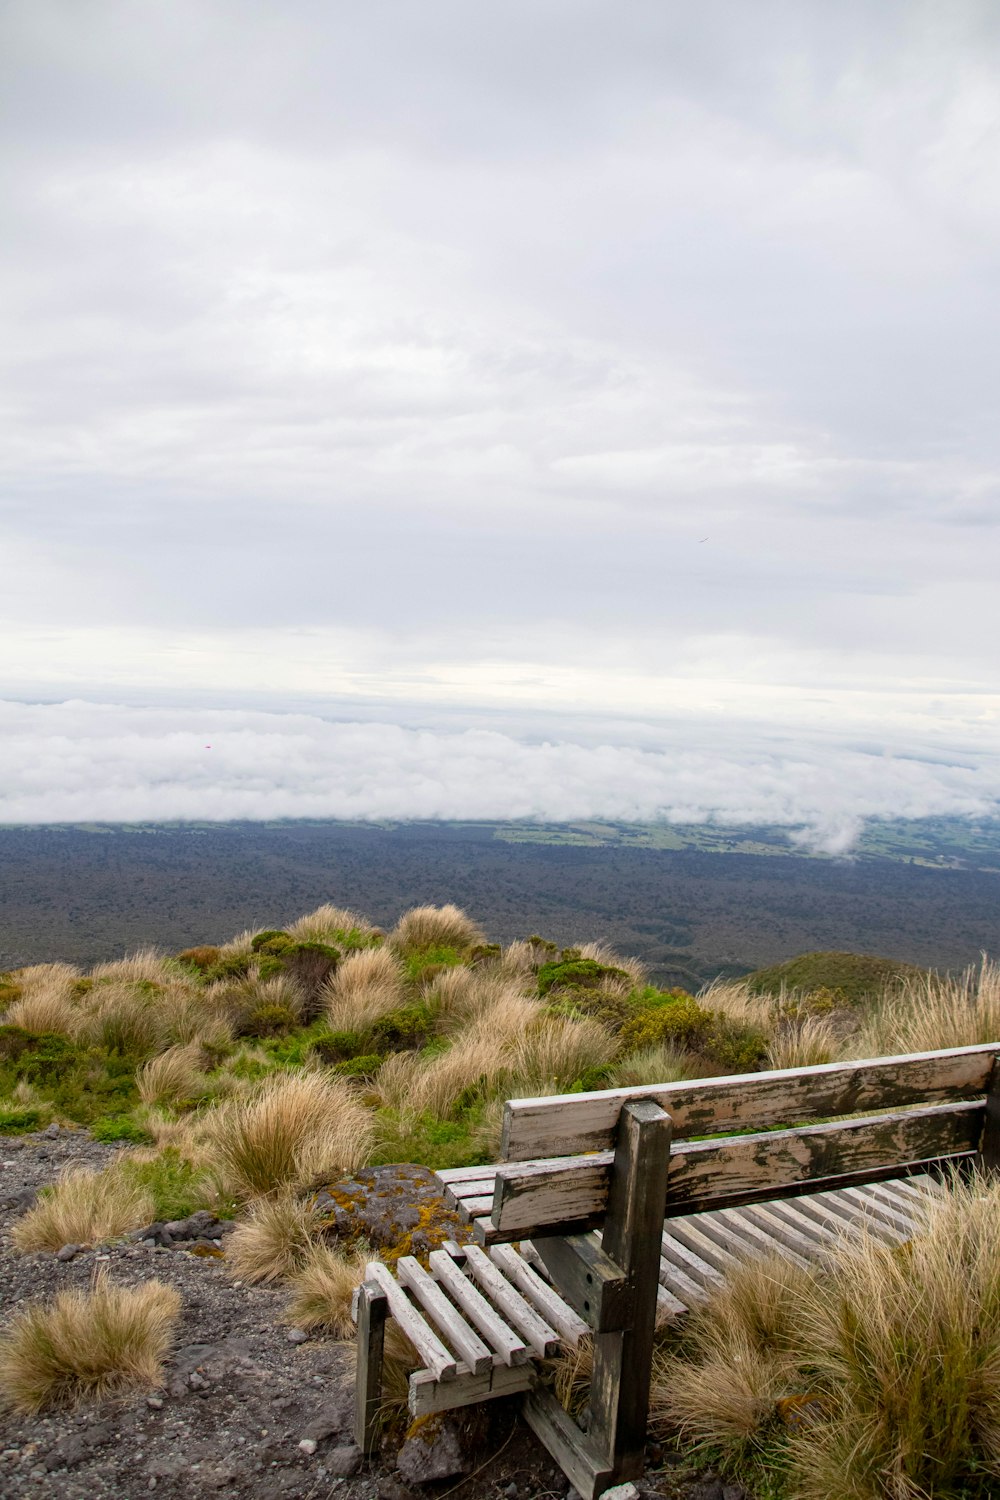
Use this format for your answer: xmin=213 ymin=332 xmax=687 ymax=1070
xmin=2 ymin=903 xmax=1000 ymax=1498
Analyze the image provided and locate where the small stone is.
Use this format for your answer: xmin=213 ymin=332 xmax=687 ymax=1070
xmin=188 ymin=1373 xmax=207 ymax=1390
xmin=326 ymin=1443 xmax=362 ymax=1477
xmin=146 ymin=1396 xmax=164 ymax=1410
xmin=44 ymin=1122 xmax=60 ymax=1139
xmin=601 ymin=1486 xmax=641 ymax=1500
xmin=505 ymin=1484 xmax=519 ymax=1498
xmin=286 ymin=1328 xmax=308 ymax=1345
xmin=298 ymin=1439 xmax=318 ymax=1456
xmin=55 ymin=1243 xmax=81 ymax=1262
xmin=396 ymin=1414 xmax=468 ymax=1485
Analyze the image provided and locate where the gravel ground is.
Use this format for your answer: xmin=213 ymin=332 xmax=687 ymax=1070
xmin=0 ymin=1132 xmax=731 ymax=1500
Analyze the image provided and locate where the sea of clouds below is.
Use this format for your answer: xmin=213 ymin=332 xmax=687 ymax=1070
xmin=1 ymin=698 xmax=999 ymax=857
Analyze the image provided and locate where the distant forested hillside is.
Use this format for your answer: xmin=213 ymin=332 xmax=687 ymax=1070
xmin=1 ymin=820 xmax=997 ymax=982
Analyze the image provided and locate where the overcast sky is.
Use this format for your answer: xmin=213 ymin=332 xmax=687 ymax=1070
xmin=2 ymin=2 xmax=999 ymax=834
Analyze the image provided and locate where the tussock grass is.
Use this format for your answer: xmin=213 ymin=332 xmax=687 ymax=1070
xmin=158 ymin=986 xmax=234 ymax=1050
xmin=611 ymin=1041 xmax=710 ymax=1087
xmin=90 ymin=948 xmax=174 ymax=986
xmin=576 ymin=941 xmax=648 ymax=990
xmin=75 ymin=984 xmax=165 ymax=1057
xmin=696 ymin=978 xmax=777 ymax=1033
xmin=286 ymin=905 xmax=375 ymax=944
xmin=202 ymin=969 xmax=304 ymax=1037
xmin=4 ymin=984 xmax=79 ymax=1036
xmin=226 ymin=1191 xmax=317 ymax=1283
xmin=372 ymin=1035 xmax=512 ymax=1120
xmin=496 ymin=940 xmax=537 ymax=978
xmin=649 ymin=1254 xmax=820 ymax=1448
xmin=323 ymin=946 xmax=406 ymax=1032
xmin=0 ymin=1273 xmax=181 ymax=1412
xmin=513 ymin=1014 xmax=616 ymax=1090
xmin=13 ymin=962 xmax=81 ymax=992
xmin=766 ymin=1014 xmax=842 ymax=1071
xmin=427 ymin=968 xmax=531 ymax=1034
xmin=389 ymin=904 xmax=484 ymax=955
xmin=207 ymin=1070 xmax=375 ymax=1200
xmin=216 ymin=927 xmax=266 ymax=959
xmin=137 ymin=1043 xmax=206 ymax=1107
xmin=857 ymin=956 xmax=1000 ymax=1058
xmin=13 ymin=1165 xmax=156 ymax=1251
xmin=285 ymin=1242 xmax=374 ymax=1336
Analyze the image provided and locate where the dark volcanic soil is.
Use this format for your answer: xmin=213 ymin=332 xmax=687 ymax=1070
xmin=0 ymin=1131 xmax=725 ymax=1500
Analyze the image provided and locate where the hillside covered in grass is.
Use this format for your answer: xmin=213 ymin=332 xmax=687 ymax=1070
xmin=4 ymin=905 xmax=1000 ymax=1499
xmin=2 ymin=903 xmax=998 ymax=1173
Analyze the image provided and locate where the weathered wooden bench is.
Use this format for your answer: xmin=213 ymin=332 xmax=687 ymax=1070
xmin=353 ymin=1042 xmax=1000 ymax=1498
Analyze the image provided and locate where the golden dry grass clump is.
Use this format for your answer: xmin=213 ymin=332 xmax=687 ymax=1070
xmin=12 ymin=1166 xmax=156 ymax=1252
xmin=89 ymin=948 xmax=175 ymax=987
xmin=285 ymin=904 xmax=376 ymax=944
xmin=611 ymin=1041 xmax=713 ymax=1087
xmin=389 ymin=904 xmax=485 ymax=955
xmin=323 ymin=945 xmax=406 ymax=1032
xmin=0 ymin=1273 xmax=181 ymax=1413
xmin=3 ymin=983 xmax=78 ymax=1036
xmin=284 ymin=1242 xmax=374 ymax=1337
xmin=857 ymin=956 xmax=1000 ymax=1058
xmin=74 ymin=984 xmax=165 ymax=1057
xmin=136 ymin=1042 xmax=207 ymax=1108
xmin=226 ymin=1191 xmax=317 ymax=1283
xmin=766 ymin=1013 xmax=842 ymax=1071
xmin=207 ymin=1069 xmax=375 ymax=1200
xmin=576 ymin=941 xmax=648 ymax=990
xmin=651 ymin=1175 xmax=1000 ymax=1500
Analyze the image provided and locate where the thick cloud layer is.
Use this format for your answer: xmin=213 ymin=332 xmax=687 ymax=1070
xmin=2 ymin=699 xmax=997 ymax=855
xmin=1 ymin=2 xmax=999 ymax=752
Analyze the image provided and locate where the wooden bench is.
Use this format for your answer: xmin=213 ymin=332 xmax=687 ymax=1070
xmin=353 ymin=1042 xmax=1000 ymax=1498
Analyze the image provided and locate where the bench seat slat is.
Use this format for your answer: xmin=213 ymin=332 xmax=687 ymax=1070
xmin=502 ymin=1043 xmax=1000 ymax=1160
xmin=461 ymin=1245 xmax=563 ymax=1357
xmin=488 ymin=1245 xmax=590 ymax=1347
xmin=397 ymin=1257 xmax=494 ymax=1375
xmin=490 ymin=1100 xmax=983 ymax=1237
xmin=361 ymin=1262 xmax=458 ymax=1382
xmin=426 ymin=1250 xmax=529 ymax=1365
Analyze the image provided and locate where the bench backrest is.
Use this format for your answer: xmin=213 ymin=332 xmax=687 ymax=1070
xmin=483 ymin=1043 xmax=1000 ymax=1242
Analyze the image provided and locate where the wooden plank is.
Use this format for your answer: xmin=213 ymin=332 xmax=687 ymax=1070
xmin=783 ymin=1192 xmax=872 ymax=1244
xmin=492 ymin=1101 xmax=983 ymax=1235
xmin=657 ymin=1251 xmax=712 ymax=1308
xmin=665 ymin=1217 xmax=743 ymax=1274
xmin=489 ymin=1244 xmax=590 ymax=1347
xmin=454 ymin=1194 xmax=494 ymax=1223
xmin=532 ymin=1232 xmax=631 ymax=1334
xmin=656 ymin=1282 xmax=690 ymax=1318
xmin=836 ymin=1185 xmax=916 ymax=1237
xmin=522 ymin=1389 xmax=616 ymax=1500
xmin=658 ymin=1232 xmax=726 ymax=1291
xmin=863 ymin=1181 xmax=932 ymax=1229
xmin=426 ymin=1250 xmax=529 ymax=1366
xmin=738 ymin=1202 xmax=830 ymax=1261
xmin=396 ymin=1257 xmax=493 ymax=1375
xmin=712 ymin=1207 xmax=812 ymax=1268
xmin=408 ymin=1360 xmax=535 ymax=1417
xmin=354 ymin=1280 xmax=387 ymax=1457
xmin=461 ymin=1245 xmax=562 ymax=1357
xmin=755 ymin=1199 xmax=843 ymax=1253
xmin=981 ymin=1056 xmax=1000 ymax=1172
xmin=501 ymin=1043 xmax=999 ymax=1160
xmin=361 ymin=1261 xmax=458 ymax=1382
xmin=588 ymin=1098 xmax=672 ymax=1482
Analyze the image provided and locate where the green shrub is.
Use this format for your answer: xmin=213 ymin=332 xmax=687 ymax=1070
xmin=370 ymin=1002 xmax=434 ymax=1051
xmin=537 ymin=958 xmax=629 ymax=997
xmin=250 ymin=930 xmax=291 ymax=952
xmin=0 ymin=1107 xmax=43 ymax=1134
xmin=332 ymin=1054 xmax=383 ymax=1081
xmin=620 ymin=995 xmax=712 ymax=1054
xmin=244 ymin=1002 xmax=300 ymax=1038
xmin=91 ymin=1116 xmax=154 ymax=1145
xmin=118 ymin=1148 xmax=222 ymax=1222
xmin=309 ymin=1029 xmax=369 ymax=1064
xmin=402 ymin=945 xmax=463 ymax=983
xmin=370 ymin=1108 xmax=489 ymax=1171
xmin=0 ymin=1034 xmax=138 ymax=1126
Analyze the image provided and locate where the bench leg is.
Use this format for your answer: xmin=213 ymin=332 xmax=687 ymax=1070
xmin=980 ymin=1057 xmax=1000 ymax=1175
xmin=587 ymin=1098 xmax=672 ymax=1486
xmin=354 ymin=1280 xmax=388 ymax=1458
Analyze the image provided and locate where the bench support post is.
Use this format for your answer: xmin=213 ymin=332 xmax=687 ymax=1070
xmin=587 ymin=1098 xmax=673 ymax=1484
xmin=980 ymin=1057 xmax=1000 ymax=1174
xmin=354 ymin=1280 xmax=388 ymax=1458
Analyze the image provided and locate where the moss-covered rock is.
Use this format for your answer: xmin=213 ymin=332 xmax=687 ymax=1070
xmin=312 ymin=1163 xmax=471 ymax=1269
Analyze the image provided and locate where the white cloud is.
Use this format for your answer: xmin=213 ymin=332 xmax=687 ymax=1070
xmin=1 ymin=698 xmax=997 ymax=854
